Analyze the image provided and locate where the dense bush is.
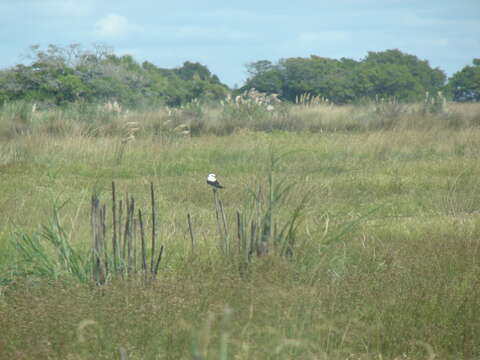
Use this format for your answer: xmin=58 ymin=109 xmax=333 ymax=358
xmin=446 ymin=58 xmax=480 ymax=102
xmin=242 ymin=49 xmax=447 ymax=103
xmin=0 ymin=44 xmax=229 ymax=107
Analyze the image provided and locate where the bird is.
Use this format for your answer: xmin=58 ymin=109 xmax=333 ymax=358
xmin=207 ymin=173 xmax=224 ymax=189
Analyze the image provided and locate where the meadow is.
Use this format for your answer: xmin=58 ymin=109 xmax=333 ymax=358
xmin=0 ymin=98 xmax=479 ymax=359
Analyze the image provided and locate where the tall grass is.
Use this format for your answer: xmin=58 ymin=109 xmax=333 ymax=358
xmin=0 ymin=101 xmax=479 ymax=359
xmin=11 ymin=207 xmax=89 ymax=282
xmin=1 ymin=99 xmax=479 ymax=140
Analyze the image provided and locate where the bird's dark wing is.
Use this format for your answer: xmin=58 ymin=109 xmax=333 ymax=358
xmin=207 ymin=180 xmax=224 ymax=188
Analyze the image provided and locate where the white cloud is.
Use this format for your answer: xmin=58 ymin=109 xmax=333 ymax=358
xmin=94 ymin=14 xmax=130 ymax=38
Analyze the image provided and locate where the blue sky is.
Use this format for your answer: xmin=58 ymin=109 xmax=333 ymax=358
xmin=1 ymin=0 xmax=479 ymax=87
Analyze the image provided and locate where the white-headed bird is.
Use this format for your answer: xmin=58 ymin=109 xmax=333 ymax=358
xmin=207 ymin=173 xmax=224 ymax=189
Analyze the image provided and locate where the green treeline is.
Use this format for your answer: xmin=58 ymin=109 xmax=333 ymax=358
xmin=0 ymin=44 xmax=229 ymax=107
xmin=0 ymin=45 xmax=479 ymax=107
xmin=244 ymin=50 xmax=480 ymax=103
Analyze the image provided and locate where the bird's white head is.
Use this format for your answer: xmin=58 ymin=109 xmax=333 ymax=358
xmin=207 ymin=173 xmax=217 ymax=182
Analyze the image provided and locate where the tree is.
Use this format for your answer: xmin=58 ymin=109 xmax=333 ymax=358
xmin=241 ymin=50 xmax=447 ymax=103
xmin=243 ymin=60 xmax=283 ymax=95
xmin=0 ymin=44 xmax=229 ymax=107
xmin=353 ymin=62 xmax=423 ymax=101
xmin=447 ymin=59 xmax=480 ymax=102
xmin=363 ymin=49 xmax=446 ymax=96
xmin=244 ymin=56 xmax=357 ymax=103
xmin=175 ymin=61 xmax=214 ymax=82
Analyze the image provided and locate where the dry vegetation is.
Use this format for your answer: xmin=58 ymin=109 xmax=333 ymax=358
xmin=0 ymin=100 xmax=480 ymax=359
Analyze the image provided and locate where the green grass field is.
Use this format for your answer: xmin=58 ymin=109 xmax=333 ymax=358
xmin=0 ymin=101 xmax=479 ymax=359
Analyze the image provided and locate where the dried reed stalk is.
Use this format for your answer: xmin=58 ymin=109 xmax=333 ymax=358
xmin=150 ymin=182 xmax=156 ymax=273
xmin=91 ymin=194 xmax=105 ymax=284
xmin=89 ymin=183 xmax=165 ymax=283
xmin=127 ymin=196 xmax=135 ymax=273
xmin=101 ymin=203 xmax=108 ymax=274
xmin=118 ymin=199 xmax=123 ymax=260
xmin=187 ymin=213 xmax=195 ymax=254
xmin=138 ymin=209 xmax=147 ymax=274
xmin=122 ymin=195 xmax=130 ymax=264
xmin=112 ymin=181 xmax=118 ymax=272
xmin=249 ymin=220 xmax=257 ymax=260
xmin=153 ymin=245 xmax=164 ymax=278
xmin=219 ymin=199 xmax=229 ymax=255
xmin=212 ymin=189 xmax=225 ymax=252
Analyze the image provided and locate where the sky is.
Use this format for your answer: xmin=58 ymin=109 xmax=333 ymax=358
xmin=1 ymin=0 xmax=479 ymax=87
